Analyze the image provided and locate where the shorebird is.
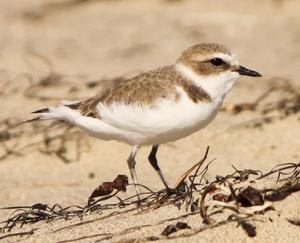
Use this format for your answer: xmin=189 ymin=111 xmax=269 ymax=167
xmin=27 ymin=43 xmax=261 ymax=198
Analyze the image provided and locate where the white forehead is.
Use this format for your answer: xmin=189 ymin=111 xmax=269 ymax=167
xmin=192 ymin=52 xmax=239 ymax=66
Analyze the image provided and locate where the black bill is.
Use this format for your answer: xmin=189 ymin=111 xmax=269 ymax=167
xmin=236 ymin=66 xmax=262 ymax=77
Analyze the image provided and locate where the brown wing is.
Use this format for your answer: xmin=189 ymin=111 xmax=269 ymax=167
xmin=68 ymin=65 xmax=211 ymax=118
xmin=70 ymin=66 xmax=178 ymax=118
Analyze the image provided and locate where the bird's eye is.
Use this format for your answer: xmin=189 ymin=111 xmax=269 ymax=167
xmin=210 ymin=58 xmax=224 ymax=66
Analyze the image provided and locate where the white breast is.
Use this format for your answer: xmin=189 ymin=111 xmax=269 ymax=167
xmin=95 ymin=86 xmax=220 ymax=145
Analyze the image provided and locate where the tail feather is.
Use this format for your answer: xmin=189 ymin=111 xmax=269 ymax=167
xmin=19 ymin=116 xmax=42 ymax=124
xmin=32 ymin=108 xmax=50 ymax=114
xmin=19 ymin=107 xmax=50 ymax=124
xmin=22 ymin=105 xmax=80 ymax=125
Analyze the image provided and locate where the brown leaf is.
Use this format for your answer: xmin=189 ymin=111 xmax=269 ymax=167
xmin=161 ymin=224 xmax=177 ymax=236
xmin=213 ymin=193 xmax=232 ymax=202
xmin=89 ymin=182 xmax=114 ymax=198
xmin=176 ymin=221 xmax=191 ymax=230
xmin=236 ymin=186 xmax=264 ymax=207
xmin=161 ymin=221 xmax=191 ymax=236
xmin=112 ymin=175 xmax=128 ymax=192
xmin=89 ymin=175 xmax=128 ymax=199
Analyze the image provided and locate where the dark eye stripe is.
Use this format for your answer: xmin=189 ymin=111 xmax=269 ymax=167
xmin=210 ymin=58 xmax=224 ymax=66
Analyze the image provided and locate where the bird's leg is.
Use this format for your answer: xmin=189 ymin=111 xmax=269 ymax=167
xmin=148 ymin=145 xmax=172 ymax=190
xmin=127 ymin=146 xmax=142 ymax=201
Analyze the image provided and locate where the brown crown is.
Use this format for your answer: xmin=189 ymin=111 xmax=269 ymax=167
xmin=177 ymin=43 xmax=234 ymax=76
xmin=177 ymin=43 xmax=232 ymax=63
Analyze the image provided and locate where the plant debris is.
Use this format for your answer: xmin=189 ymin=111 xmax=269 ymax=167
xmin=286 ymin=218 xmax=300 ymax=227
xmin=222 ymin=78 xmax=300 ymax=127
xmin=0 ymin=229 xmax=36 ymax=241
xmin=161 ymin=221 xmax=191 ymax=236
xmin=236 ymin=186 xmax=264 ymax=207
xmin=230 ymin=215 xmax=257 ymax=237
xmin=0 ymin=147 xmax=299 ymax=242
xmin=146 ymin=236 xmax=160 ymax=241
xmin=89 ymin=175 xmax=128 ymax=201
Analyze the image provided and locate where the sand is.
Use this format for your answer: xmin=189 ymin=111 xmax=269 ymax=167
xmin=0 ymin=0 xmax=299 ymax=242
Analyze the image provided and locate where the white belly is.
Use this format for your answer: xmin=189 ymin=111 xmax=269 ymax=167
xmin=93 ymin=87 xmax=221 ymax=145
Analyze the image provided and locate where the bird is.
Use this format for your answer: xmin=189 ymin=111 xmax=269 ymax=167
xmin=26 ymin=43 xmax=261 ymax=199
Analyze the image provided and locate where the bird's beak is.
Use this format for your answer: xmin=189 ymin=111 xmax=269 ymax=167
xmin=236 ymin=66 xmax=262 ymax=77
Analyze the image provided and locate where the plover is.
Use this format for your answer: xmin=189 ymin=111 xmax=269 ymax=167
xmin=28 ymin=43 xmax=261 ymax=198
